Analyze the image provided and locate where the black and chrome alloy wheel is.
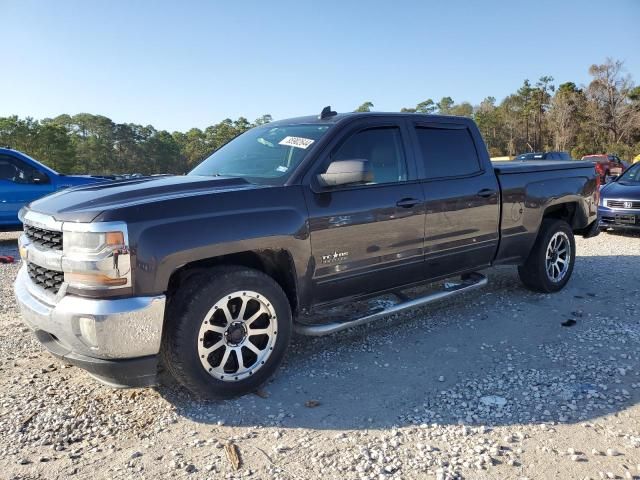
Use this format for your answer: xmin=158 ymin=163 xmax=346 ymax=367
xmin=197 ymin=290 xmax=277 ymax=381
xmin=545 ymin=231 xmax=571 ymax=283
xmin=162 ymin=266 xmax=292 ymax=399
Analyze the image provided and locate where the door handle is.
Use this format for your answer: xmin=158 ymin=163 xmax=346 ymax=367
xmin=396 ymin=198 xmax=420 ymax=208
xmin=476 ymin=189 xmax=497 ymax=198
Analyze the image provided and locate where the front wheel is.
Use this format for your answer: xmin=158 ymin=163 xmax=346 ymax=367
xmin=518 ymin=219 xmax=576 ymax=293
xmin=162 ymin=266 xmax=292 ymax=399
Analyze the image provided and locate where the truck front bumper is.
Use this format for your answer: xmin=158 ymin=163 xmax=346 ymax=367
xmin=14 ymin=266 xmax=166 ymax=387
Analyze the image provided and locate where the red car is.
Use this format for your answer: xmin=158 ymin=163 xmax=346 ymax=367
xmin=582 ymin=154 xmax=628 ymax=180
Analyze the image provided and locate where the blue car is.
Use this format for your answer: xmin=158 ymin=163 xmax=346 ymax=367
xmin=0 ymin=148 xmax=107 ymax=230
xmin=599 ymin=162 xmax=640 ymax=231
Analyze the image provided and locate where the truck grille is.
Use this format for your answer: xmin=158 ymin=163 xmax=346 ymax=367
xmin=27 ymin=263 xmax=64 ymax=293
xmin=24 ymin=224 xmax=63 ymax=250
xmin=606 ymin=200 xmax=640 ymax=210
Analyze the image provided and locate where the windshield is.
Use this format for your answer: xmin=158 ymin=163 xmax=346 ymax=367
xmin=618 ymin=163 xmax=640 ymax=183
xmin=516 ymin=153 xmax=541 ymax=160
xmin=189 ymin=124 xmax=331 ymax=184
xmin=583 ymin=155 xmax=607 ymax=162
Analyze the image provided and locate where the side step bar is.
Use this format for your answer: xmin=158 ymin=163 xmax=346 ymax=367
xmin=294 ymin=272 xmax=487 ymax=337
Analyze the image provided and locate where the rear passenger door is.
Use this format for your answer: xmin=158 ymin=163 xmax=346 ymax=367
xmin=409 ymin=121 xmax=500 ymax=279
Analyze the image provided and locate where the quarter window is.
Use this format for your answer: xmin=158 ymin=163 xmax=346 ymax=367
xmin=415 ymin=127 xmax=481 ymax=179
xmin=332 ymin=127 xmax=407 ymax=184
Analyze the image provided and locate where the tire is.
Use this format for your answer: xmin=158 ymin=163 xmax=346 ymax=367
xmin=518 ymin=219 xmax=576 ymax=293
xmin=162 ymin=266 xmax=292 ymax=399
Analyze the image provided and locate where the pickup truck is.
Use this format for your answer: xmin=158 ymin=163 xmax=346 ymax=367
xmin=515 ymin=151 xmax=573 ymax=161
xmin=0 ymin=148 xmax=106 ymax=230
xmin=581 ymin=154 xmax=628 ymax=181
xmin=14 ymin=109 xmax=600 ymax=399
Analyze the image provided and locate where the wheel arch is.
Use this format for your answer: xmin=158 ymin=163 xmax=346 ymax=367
xmin=542 ymin=201 xmax=579 ymax=228
xmin=165 ymin=249 xmax=299 ymax=315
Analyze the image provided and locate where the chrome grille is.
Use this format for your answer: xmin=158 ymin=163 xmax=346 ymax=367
xmin=606 ymin=200 xmax=640 ymax=210
xmin=27 ymin=263 xmax=64 ymax=293
xmin=24 ymin=224 xmax=63 ymax=250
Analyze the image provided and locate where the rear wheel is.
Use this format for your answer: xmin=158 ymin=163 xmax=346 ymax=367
xmin=162 ymin=266 xmax=292 ymax=399
xmin=518 ymin=219 xmax=576 ymax=293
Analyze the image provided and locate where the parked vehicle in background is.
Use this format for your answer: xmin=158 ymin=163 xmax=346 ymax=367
xmin=0 ymin=148 xmax=108 ymax=230
xmin=14 ymin=109 xmax=600 ymax=399
xmin=599 ymin=162 xmax=640 ymax=231
xmin=581 ymin=154 xmax=627 ymax=181
xmin=515 ymin=151 xmax=573 ymax=161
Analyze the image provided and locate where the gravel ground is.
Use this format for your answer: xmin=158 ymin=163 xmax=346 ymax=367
xmin=1 ymin=229 xmax=639 ymax=480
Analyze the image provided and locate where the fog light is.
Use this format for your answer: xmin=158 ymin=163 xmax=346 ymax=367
xmin=78 ymin=316 xmax=98 ymax=348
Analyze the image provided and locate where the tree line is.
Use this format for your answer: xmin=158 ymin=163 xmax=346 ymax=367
xmin=364 ymin=58 xmax=639 ymax=160
xmin=0 ymin=58 xmax=638 ymax=176
xmin=0 ymin=113 xmax=272 ymax=175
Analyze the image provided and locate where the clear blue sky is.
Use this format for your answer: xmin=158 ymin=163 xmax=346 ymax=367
xmin=2 ymin=0 xmax=639 ymax=132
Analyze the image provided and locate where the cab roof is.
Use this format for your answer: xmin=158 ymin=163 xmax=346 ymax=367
xmin=268 ymin=111 xmax=474 ymax=126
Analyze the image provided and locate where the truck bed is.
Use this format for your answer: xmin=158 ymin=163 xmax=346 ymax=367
xmin=492 ymin=159 xmax=599 ymax=266
xmin=493 ymin=160 xmax=594 ymax=174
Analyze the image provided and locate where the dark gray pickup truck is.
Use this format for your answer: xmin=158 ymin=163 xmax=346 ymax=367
xmin=14 ymin=108 xmax=600 ymax=398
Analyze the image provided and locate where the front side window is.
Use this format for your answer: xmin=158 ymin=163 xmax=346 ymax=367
xmin=331 ymin=127 xmax=407 ymax=184
xmin=0 ymin=155 xmax=43 ymax=184
xmin=415 ymin=127 xmax=481 ymax=179
xmin=190 ymin=124 xmax=331 ymax=185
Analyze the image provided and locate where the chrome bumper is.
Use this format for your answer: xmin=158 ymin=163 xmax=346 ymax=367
xmin=14 ymin=266 xmax=166 ymax=360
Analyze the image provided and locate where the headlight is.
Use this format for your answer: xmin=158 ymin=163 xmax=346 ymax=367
xmin=64 ymin=231 xmax=125 ymax=256
xmin=61 ymin=222 xmax=131 ymax=292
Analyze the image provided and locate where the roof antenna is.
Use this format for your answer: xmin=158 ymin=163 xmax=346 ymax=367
xmin=319 ymin=106 xmax=337 ymax=120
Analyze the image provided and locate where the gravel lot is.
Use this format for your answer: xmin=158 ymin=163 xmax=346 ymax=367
xmin=1 ymin=229 xmax=639 ymax=480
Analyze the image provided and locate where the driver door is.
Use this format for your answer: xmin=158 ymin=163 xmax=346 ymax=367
xmin=0 ymin=154 xmax=54 ymax=224
xmin=303 ymin=118 xmax=425 ymax=306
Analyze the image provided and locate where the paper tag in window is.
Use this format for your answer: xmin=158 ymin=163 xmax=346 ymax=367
xmin=279 ymin=136 xmax=315 ymax=149
xmin=276 ymin=165 xmax=288 ymax=172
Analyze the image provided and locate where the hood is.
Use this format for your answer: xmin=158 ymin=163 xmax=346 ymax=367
xmin=28 ymin=175 xmax=260 ymax=223
xmin=57 ymin=174 xmax=109 ymax=187
xmin=601 ymin=180 xmax=640 ymax=200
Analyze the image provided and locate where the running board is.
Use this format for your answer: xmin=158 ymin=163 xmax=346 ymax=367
xmin=294 ymin=272 xmax=487 ymax=336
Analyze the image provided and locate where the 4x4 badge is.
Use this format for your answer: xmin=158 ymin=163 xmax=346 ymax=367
xmin=321 ymin=251 xmax=349 ymax=264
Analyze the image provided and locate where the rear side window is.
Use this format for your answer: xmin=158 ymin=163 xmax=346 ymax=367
xmin=0 ymin=155 xmax=19 ymax=181
xmin=415 ymin=127 xmax=481 ymax=179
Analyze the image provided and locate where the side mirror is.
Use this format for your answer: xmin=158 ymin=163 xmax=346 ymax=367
xmin=317 ymin=159 xmax=373 ymax=187
xmin=31 ymin=171 xmax=50 ymax=185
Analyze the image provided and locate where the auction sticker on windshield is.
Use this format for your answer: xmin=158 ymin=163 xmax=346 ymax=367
xmin=279 ymin=136 xmax=315 ymax=149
